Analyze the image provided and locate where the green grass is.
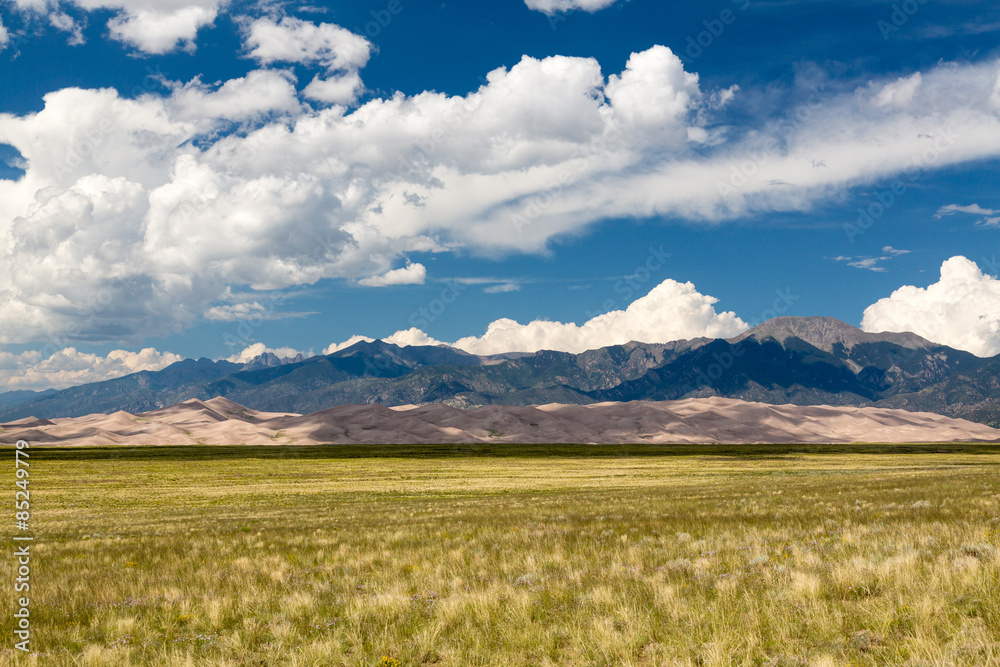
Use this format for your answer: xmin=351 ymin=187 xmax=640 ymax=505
xmin=1 ymin=444 xmax=999 ymax=666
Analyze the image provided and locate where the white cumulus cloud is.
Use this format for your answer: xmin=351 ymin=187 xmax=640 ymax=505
xmin=302 ymin=70 xmax=364 ymax=105
xmin=358 ymin=263 xmax=427 ymax=287
xmin=225 ymin=343 xmax=304 ymax=364
xmin=243 ymin=16 xmax=371 ymax=69
xmin=0 ymin=347 xmax=182 ymax=391
xmin=102 ymin=2 xmax=219 ymax=54
xmin=383 ymin=328 xmax=445 ymax=348
xmin=243 ymin=16 xmax=371 ymax=104
xmin=449 ymin=278 xmax=747 ymax=354
xmin=861 ymin=256 xmax=1000 ymax=357
xmin=322 ymin=335 xmax=375 ymax=355
xmin=605 ymin=45 xmax=700 ymax=143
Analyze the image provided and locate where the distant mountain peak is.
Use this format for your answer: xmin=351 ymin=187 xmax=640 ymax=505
xmin=240 ymin=351 xmax=306 ymax=371
xmin=328 ymin=339 xmax=396 ymax=357
xmin=730 ymin=316 xmax=936 ymax=353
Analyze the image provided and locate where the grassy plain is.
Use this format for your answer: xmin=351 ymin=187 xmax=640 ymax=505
xmin=1 ymin=443 xmax=999 ymax=666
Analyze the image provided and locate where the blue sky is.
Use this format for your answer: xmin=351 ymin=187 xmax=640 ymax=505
xmin=2 ymin=0 xmax=1000 ymax=389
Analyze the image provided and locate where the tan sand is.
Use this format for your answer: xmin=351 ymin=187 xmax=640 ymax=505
xmin=1 ymin=396 xmax=998 ymax=446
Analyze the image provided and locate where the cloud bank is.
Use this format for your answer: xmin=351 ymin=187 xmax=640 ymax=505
xmin=3 ymin=41 xmax=1000 ymax=349
xmin=0 ymin=347 xmax=181 ymax=391
xmin=862 ymin=256 xmax=1000 ymax=357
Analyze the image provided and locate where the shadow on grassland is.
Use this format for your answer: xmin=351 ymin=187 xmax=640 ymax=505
xmin=5 ymin=442 xmax=1000 ymax=461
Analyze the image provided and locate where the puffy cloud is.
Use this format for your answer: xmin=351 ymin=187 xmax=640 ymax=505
xmin=382 ymin=328 xmax=445 ymax=348
xmin=861 ymin=256 xmax=1000 ymax=357
xmin=225 ymin=343 xmax=304 ymax=364
xmin=524 ymin=0 xmax=622 ymax=14
xmin=449 ymin=278 xmax=746 ymax=354
xmin=243 ymin=16 xmax=371 ymax=104
xmin=0 ymin=347 xmax=182 ymax=391
xmin=243 ymin=16 xmax=370 ymax=69
xmin=321 ymin=329 xmax=448 ymax=354
xmin=358 ymin=263 xmax=427 ymax=287
xmin=322 ymin=335 xmax=375 ymax=355
xmin=99 ymin=1 xmax=219 ymax=54
xmin=605 ymin=45 xmax=700 ymax=143
xmin=0 ymin=20 xmax=7 ymax=49
xmin=302 ymin=71 xmax=364 ymax=105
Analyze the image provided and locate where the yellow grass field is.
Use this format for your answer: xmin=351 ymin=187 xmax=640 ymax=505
xmin=1 ymin=443 xmax=999 ymax=666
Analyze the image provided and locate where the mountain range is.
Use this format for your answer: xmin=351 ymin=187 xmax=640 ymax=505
xmin=4 ymin=316 xmax=1000 ymax=426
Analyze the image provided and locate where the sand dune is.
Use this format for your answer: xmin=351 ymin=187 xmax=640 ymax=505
xmin=1 ymin=396 xmax=998 ymax=446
